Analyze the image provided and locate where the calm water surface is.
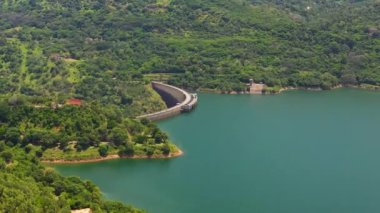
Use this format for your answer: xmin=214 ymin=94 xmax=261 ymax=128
xmin=55 ymin=89 xmax=380 ymax=213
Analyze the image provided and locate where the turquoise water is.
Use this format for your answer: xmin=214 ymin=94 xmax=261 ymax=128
xmin=55 ymin=89 xmax=380 ymax=213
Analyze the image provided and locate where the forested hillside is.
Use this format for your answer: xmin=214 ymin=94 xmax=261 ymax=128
xmin=1 ymin=0 xmax=379 ymax=93
xmin=0 ymin=142 xmax=142 ymax=212
xmin=0 ymin=98 xmax=178 ymax=160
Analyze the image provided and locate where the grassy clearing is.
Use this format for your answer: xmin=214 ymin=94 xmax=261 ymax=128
xmin=156 ymin=0 xmax=172 ymax=6
xmin=42 ymin=146 xmax=119 ymax=161
xmin=64 ymin=59 xmax=81 ymax=83
xmin=19 ymin=42 xmax=28 ymax=87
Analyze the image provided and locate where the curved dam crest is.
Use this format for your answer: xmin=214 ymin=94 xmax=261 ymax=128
xmin=137 ymin=82 xmax=197 ymax=121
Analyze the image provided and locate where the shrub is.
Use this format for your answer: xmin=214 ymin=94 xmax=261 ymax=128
xmin=98 ymin=145 xmax=109 ymax=157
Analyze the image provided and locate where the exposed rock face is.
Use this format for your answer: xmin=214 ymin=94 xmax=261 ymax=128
xmin=249 ymin=83 xmax=265 ymax=94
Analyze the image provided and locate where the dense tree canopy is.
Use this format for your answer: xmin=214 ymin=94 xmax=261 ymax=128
xmin=0 ymin=143 xmax=142 ymax=212
xmin=0 ymin=97 xmax=176 ymax=160
xmin=0 ymin=0 xmax=379 ymax=94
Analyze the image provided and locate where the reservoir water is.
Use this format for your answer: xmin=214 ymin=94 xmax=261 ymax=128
xmin=55 ymin=89 xmax=380 ymax=213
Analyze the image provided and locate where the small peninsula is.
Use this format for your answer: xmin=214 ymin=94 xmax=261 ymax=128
xmin=0 ymin=92 xmax=182 ymax=164
xmin=0 ymin=81 xmax=197 ymax=164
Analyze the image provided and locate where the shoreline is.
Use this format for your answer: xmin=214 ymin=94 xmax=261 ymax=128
xmin=43 ymin=84 xmax=378 ymax=165
xmin=42 ymin=149 xmax=183 ymax=164
xmin=278 ymin=84 xmax=380 ymax=93
xmin=198 ymin=84 xmax=380 ymax=95
xmin=278 ymin=84 xmax=343 ymax=93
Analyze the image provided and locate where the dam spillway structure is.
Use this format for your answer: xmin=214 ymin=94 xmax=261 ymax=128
xmin=137 ymin=81 xmax=198 ymax=121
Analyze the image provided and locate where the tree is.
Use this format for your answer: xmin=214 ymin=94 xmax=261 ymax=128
xmin=140 ymin=118 xmax=150 ymax=125
xmin=154 ymin=131 xmax=168 ymax=144
xmin=39 ymin=131 xmax=59 ymax=149
xmin=5 ymin=127 xmax=20 ymax=146
xmin=1 ymin=151 xmax=13 ymax=163
xmin=35 ymin=149 xmax=43 ymax=158
xmin=120 ymin=94 xmax=133 ymax=105
xmin=0 ymin=142 xmax=5 ymax=152
xmin=76 ymin=137 xmax=91 ymax=151
xmin=53 ymin=181 xmax=66 ymax=196
xmin=24 ymin=144 xmax=33 ymax=153
xmin=118 ymin=143 xmax=134 ymax=156
xmin=0 ymin=126 xmax=6 ymax=140
xmin=161 ymin=143 xmax=171 ymax=155
xmin=134 ymin=135 xmax=147 ymax=144
xmin=98 ymin=145 xmax=109 ymax=157
xmin=320 ymin=73 xmax=339 ymax=89
xmin=24 ymin=129 xmax=43 ymax=145
xmin=110 ymin=128 xmax=129 ymax=146
xmin=0 ymin=102 xmax=9 ymax=122
xmin=341 ymin=72 xmax=358 ymax=85
xmin=59 ymin=138 xmax=69 ymax=150
xmin=145 ymin=146 xmax=154 ymax=156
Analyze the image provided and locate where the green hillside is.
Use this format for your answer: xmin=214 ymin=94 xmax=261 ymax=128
xmin=0 ymin=0 xmax=379 ymax=211
xmin=0 ymin=142 xmax=142 ymax=212
xmin=1 ymin=0 xmax=379 ymax=93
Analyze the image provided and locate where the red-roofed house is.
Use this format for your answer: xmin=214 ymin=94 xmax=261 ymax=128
xmin=66 ymin=98 xmax=82 ymax=106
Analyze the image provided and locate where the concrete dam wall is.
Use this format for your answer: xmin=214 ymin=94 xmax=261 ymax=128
xmin=137 ymin=82 xmax=197 ymax=121
xmin=153 ymin=82 xmax=188 ymax=108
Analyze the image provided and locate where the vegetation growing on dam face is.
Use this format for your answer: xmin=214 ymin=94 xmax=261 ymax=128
xmin=0 ymin=96 xmax=177 ymax=161
xmin=0 ymin=142 xmax=142 ymax=212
